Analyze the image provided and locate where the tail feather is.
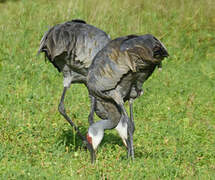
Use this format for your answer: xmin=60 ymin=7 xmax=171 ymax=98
xmin=37 ymin=22 xmax=76 ymax=61
xmin=71 ymin=19 xmax=86 ymax=24
xmin=152 ymin=36 xmax=169 ymax=59
xmin=37 ymin=26 xmax=55 ymax=56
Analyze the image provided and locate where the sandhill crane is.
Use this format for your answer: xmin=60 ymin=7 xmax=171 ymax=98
xmin=37 ymin=19 xmax=111 ymax=158
xmin=87 ymin=34 xmax=169 ymax=162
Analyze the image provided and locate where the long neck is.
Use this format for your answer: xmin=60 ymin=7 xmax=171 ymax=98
xmin=92 ymin=119 xmax=116 ymax=131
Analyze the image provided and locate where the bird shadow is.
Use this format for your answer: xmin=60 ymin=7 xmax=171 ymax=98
xmin=56 ymin=127 xmax=85 ymax=152
xmin=56 ymin=127 xmax=145 ymax=159
xmin=56 ymin=126 xmax=127 ymax=152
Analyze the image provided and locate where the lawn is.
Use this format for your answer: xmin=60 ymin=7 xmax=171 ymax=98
xmin=0 ymin=0 xmax=215 ymax=179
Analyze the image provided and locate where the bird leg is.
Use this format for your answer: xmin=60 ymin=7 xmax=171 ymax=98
xmin=58 ymin=87 xmax=95 ymax=162
xmin=109 ymin=91 xmax=134 ymax=160
xmin=119 ymin=103 xmax=134 ymax=160
xmin=58 ymin=87 xmax=81 ymax=134
xmin=88 ymin=95 xmax=95 ymax=125
xmin=128 ymin=99 xmax=135 ymax=157
xmin=129 ymin=99 xmax=135 ymax=135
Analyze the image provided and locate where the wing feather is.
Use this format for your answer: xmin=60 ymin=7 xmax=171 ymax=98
xmin=88 ymin=36 xmax=138 ymax=92
xmin=88 ymin=34 xmax=169 ymax=93
xmin=38 ymin=20 xmax=110 ymax=69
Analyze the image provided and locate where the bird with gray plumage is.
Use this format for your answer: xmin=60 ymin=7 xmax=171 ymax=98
xmin=37 ymin=19 xmax=111 ymax=160
xmin=86 ymin=34 xmax=169 ymax=162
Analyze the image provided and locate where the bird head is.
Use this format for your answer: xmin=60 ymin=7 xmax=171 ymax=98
xmin=87 ymin=128 xmax=104 ymax=150
xmin=86 ymin=126 xmax=104 ymax=163
xmin=85 ymin=136 xmax=96 ymax=163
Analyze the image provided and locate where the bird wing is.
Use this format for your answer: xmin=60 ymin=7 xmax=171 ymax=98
xmin=120 ymin=35 xmax=155 ymax=63
xmin=89 ymin=35 xmax=158 ymax=92
xmin=38 ymin=20 xmax=110 ymax=71
xmin=74 ymin=25 xmax=111 ymax=68
xmin=91 ymin=49 xmax=134 ymax=92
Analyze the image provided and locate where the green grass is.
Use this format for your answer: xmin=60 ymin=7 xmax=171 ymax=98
xmin=0 ymin=0 xmax=215 ymax=179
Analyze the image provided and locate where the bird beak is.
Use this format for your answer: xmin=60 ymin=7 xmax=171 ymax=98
xmin=90 ymin=148 xmax=96 ymax=164
xmin=85 ymin=141 xmax=96 ymax=163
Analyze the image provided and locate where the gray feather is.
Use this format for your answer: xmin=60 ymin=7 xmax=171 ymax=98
xmin=38 ymin=20 xmax=110 ymax=73
xmin=88 ymin=34 xmax=169 ymax=95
